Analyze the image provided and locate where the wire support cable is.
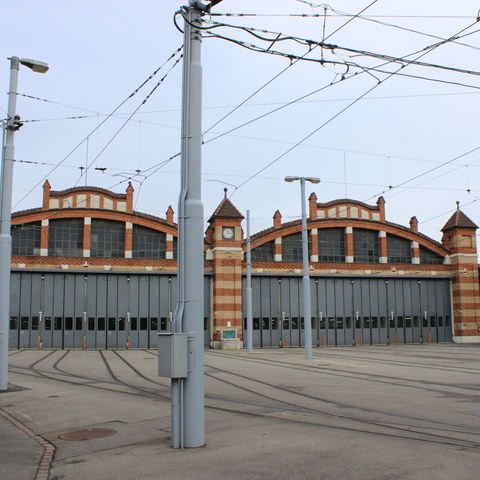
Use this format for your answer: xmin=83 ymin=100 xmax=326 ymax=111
xmin=13 ymin=47 xmax=183 ymax=210
xmin=228 ymin=18 xmax=480 ymax=196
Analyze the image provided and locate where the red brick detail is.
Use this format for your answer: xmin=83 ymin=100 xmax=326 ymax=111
xmin=345 ymin=229 xmax=354 ymax=259
xmin=455 ymin=329 xmax=480 ymax=336
xmin=166 ymin=206 xmax=174 ymax=225
xmin=410 ymin=216 xmax=418 ymax=233
xmin=310 ymin=230 xmax=318 ymax=258
xmin=42 ymin=180 xmax=51 ymax=210
xmin=125 ymin=222 xmax=133 ymax=253
xmin=376 ymin=196 xmax=385 ymax=222
xmin=309 ymin=193 xmax=317 ymax=220
xmin=126 ymin=182 xmax=134 ymax=213
xmin=84 ymin=222 xmax=91 ymax=252
xmin=379 ymin=234 xmax=387 ymax=260
xmin=273 ymin=210 xmax=282 ymax=228
xmin=251 ymin=219 xmax=448 ymax=258
xmin=40 ymin=224 xmax=48 ymax=252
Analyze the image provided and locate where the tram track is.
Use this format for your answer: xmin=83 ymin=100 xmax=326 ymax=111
xmin=7 ymin=350 xmax=480 ymax=451
xmin=206 ymin=350 xmax=480 ymax=399
xmin=203 ymin=363 xmax=480 ymax=450
xmin=204 ymin=351 xmax=480 ymax=438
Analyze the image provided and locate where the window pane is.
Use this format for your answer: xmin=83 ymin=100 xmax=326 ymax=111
xmin=140 ymin=317 xmax=148 ymax=331
xmin=31 ymin=316 xmax=39 ymax=330
xmin=150 ymin=318 xmax=158 ymax=330
xmin=45 ymin=317 xmax=52 ymax=330
xmin=88 ymin=317 xmax=95 ymax=331
xmin=48 ymin=219 xmax=84 ymax=257
xmin=11 ymin=223 xmax=41 ymax=256
xmin=318 ymin=228 xmax=345 ymax=262
xmin=54 ymin=317 xmax=62 ymax=330
xmin=251 ymin=241 xmax=275 ymax=261
xmin=98 ymin=317 xmax=106 ymax=330
xmin=160 ymin=317 xmax=167 ymax=331
xmin=291 ymin=317 xmax=298 ymax=329
xmin=132 ymin=225 xmax=166 ymax=259
xmin=65 ymin=317 xmax=73 ymax=330
xmin=253 ymin=318 xmax=260 ymax=330
xmin=21 ymin=317 xmax=29 ymax=330
xmin=353 ymin=229 xmax=378 ymax=263
xmin=130 ymin=317 xmax=138 ymax=330
xmin=118 ymin=318 xmax=125 ymax=331
xmin=271 ymin=317 xmax=278 ymax=330
xmin=420 ymin=246 xmax=444 ymax=265
xmin=387 ymin=235 xmax=411 ymax=264
xmin=10 ymin=317 xmax=18 ymax=330
xmin=108 ymin=318 xmax=116 ymax=331
xmin=91 ymin=220 xmax=125 ymax=258
xmin=282 ymin=233 xmax=303 ymax=262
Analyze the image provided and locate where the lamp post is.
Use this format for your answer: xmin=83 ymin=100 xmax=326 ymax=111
xmin=284 ymin=176 xmax=320 ymax=360
xmin=0 ymin=56 xmax=48 ymax=392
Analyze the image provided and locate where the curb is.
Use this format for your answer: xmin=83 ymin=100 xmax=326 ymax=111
xmin=0 ymin=408 xmax=56 ymax=480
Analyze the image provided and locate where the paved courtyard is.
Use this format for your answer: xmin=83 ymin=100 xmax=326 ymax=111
xmin=1 ymin=344 xmax=480 ymax=479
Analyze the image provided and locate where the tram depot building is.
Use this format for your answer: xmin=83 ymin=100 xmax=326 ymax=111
xmin=8 ymin=180 xmax=480 ymax=350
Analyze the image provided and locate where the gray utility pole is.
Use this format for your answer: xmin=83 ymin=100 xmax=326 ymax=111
xmin=0 ymin=56 xmax=48 ymax=392
xmin=284 ymin=176 xmax=320 ymax=360
xmin=171 ymin=0 xmax=222 ymax=448
xmin=246 ymin=210 xmax=253 ymax=352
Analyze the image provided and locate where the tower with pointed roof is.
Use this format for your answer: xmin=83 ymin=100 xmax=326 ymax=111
xmin=206 ymin=189 xmax=245 ymax=348
xmin=441 ymin=203 xmax=480 ymax=342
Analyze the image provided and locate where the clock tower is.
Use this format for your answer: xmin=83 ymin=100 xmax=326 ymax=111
xmin=206 ymin=189 xmax=244 ymax=348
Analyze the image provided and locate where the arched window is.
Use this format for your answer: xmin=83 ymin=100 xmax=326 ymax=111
xmin=354 ymin=229 xmax=378 ymax=263
xmin=420 ymin=246 xmax=444 ymax=264
xmin=48 ymin=219 xmax=84 ymax=257
xmin=387 ymin=234 xmax=411 ymax=264
xmin=132 ymin=225 xmax=166 ymax=259
xmin=91 ymin=219 xmax=125 ymax=258
xmin=282 ymin=233 xmax=303 ymax=262
xmin=318 ymin=228 xmax=345 ymax=262
xmin=251 ymin=241 xmax=274 ymax=261
xmin=11 ymin=222 xmax=40 ymax=256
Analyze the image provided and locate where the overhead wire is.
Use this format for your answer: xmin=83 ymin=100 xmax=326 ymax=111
xmin=72 ymin=53 xmax=183 ymax=189
xmin=201 ymin=0 xmax=379 ymax=136
xmin=12 ymin=46 xmax=183 ymax=210
xmin=226 ymin=17 xmax=480 ymax=196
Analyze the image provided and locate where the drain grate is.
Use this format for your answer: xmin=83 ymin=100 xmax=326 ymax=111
xmin=59 ymin=427 xmax=116 ymax=441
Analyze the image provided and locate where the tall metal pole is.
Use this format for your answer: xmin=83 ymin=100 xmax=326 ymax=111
xmin=299 ymin=178 xmax=313 ymax=360
xmin=246 ymin=210 xmax=253 ymax=352
xmin=0 ymin=56 xmax=47 ymax=390
xmin=0 ymin=57 xmax=20 ymax=391
xmin=171 ymin=2 xmax=205 ymax=448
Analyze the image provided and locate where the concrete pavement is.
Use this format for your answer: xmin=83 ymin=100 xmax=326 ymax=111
xmin=1 ymin=344 xmax=480 ymax=479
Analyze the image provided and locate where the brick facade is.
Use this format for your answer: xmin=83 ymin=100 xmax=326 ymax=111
xmin=10 ymin=181 xmax=480 ymax=345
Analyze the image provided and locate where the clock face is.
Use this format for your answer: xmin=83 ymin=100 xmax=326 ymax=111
xmin=222 ymin=227 xmax=234 ymax=240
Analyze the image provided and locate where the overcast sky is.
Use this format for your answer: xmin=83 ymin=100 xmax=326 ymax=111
xmin=2 ymin=0 xmax=480 ymax=241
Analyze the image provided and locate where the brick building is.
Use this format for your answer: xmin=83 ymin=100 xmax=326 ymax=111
xmin=8 ymin=181 xmax=480 ymax=349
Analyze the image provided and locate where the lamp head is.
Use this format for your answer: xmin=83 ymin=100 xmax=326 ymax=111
xmin=20 ymin=58 xmax=49 ymax=74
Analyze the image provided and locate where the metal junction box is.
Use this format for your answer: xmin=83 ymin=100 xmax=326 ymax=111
xmin=157 ymin=333 xmax=188 ymax=378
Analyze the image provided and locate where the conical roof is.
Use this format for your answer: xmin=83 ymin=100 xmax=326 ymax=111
xmin=441 ymin=204 xmax=477 ymax=232
xmin=208 ymin=188 xmax=244 ymax=223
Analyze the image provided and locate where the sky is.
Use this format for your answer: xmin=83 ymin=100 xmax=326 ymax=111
xmin=2 ymin=0 xmax=480 ymax=242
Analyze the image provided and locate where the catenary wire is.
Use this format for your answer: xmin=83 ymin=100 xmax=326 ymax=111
xmin=12 ymin=47 xmax=183 ymax=210
xmin=227 ymin=18 xmax=480 ymax=196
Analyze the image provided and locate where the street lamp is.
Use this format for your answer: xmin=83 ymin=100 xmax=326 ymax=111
xmin=284 ymin=176 xmax=320 ymax=360
xmin=0 ymin=56 xmax=49 ymax=392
